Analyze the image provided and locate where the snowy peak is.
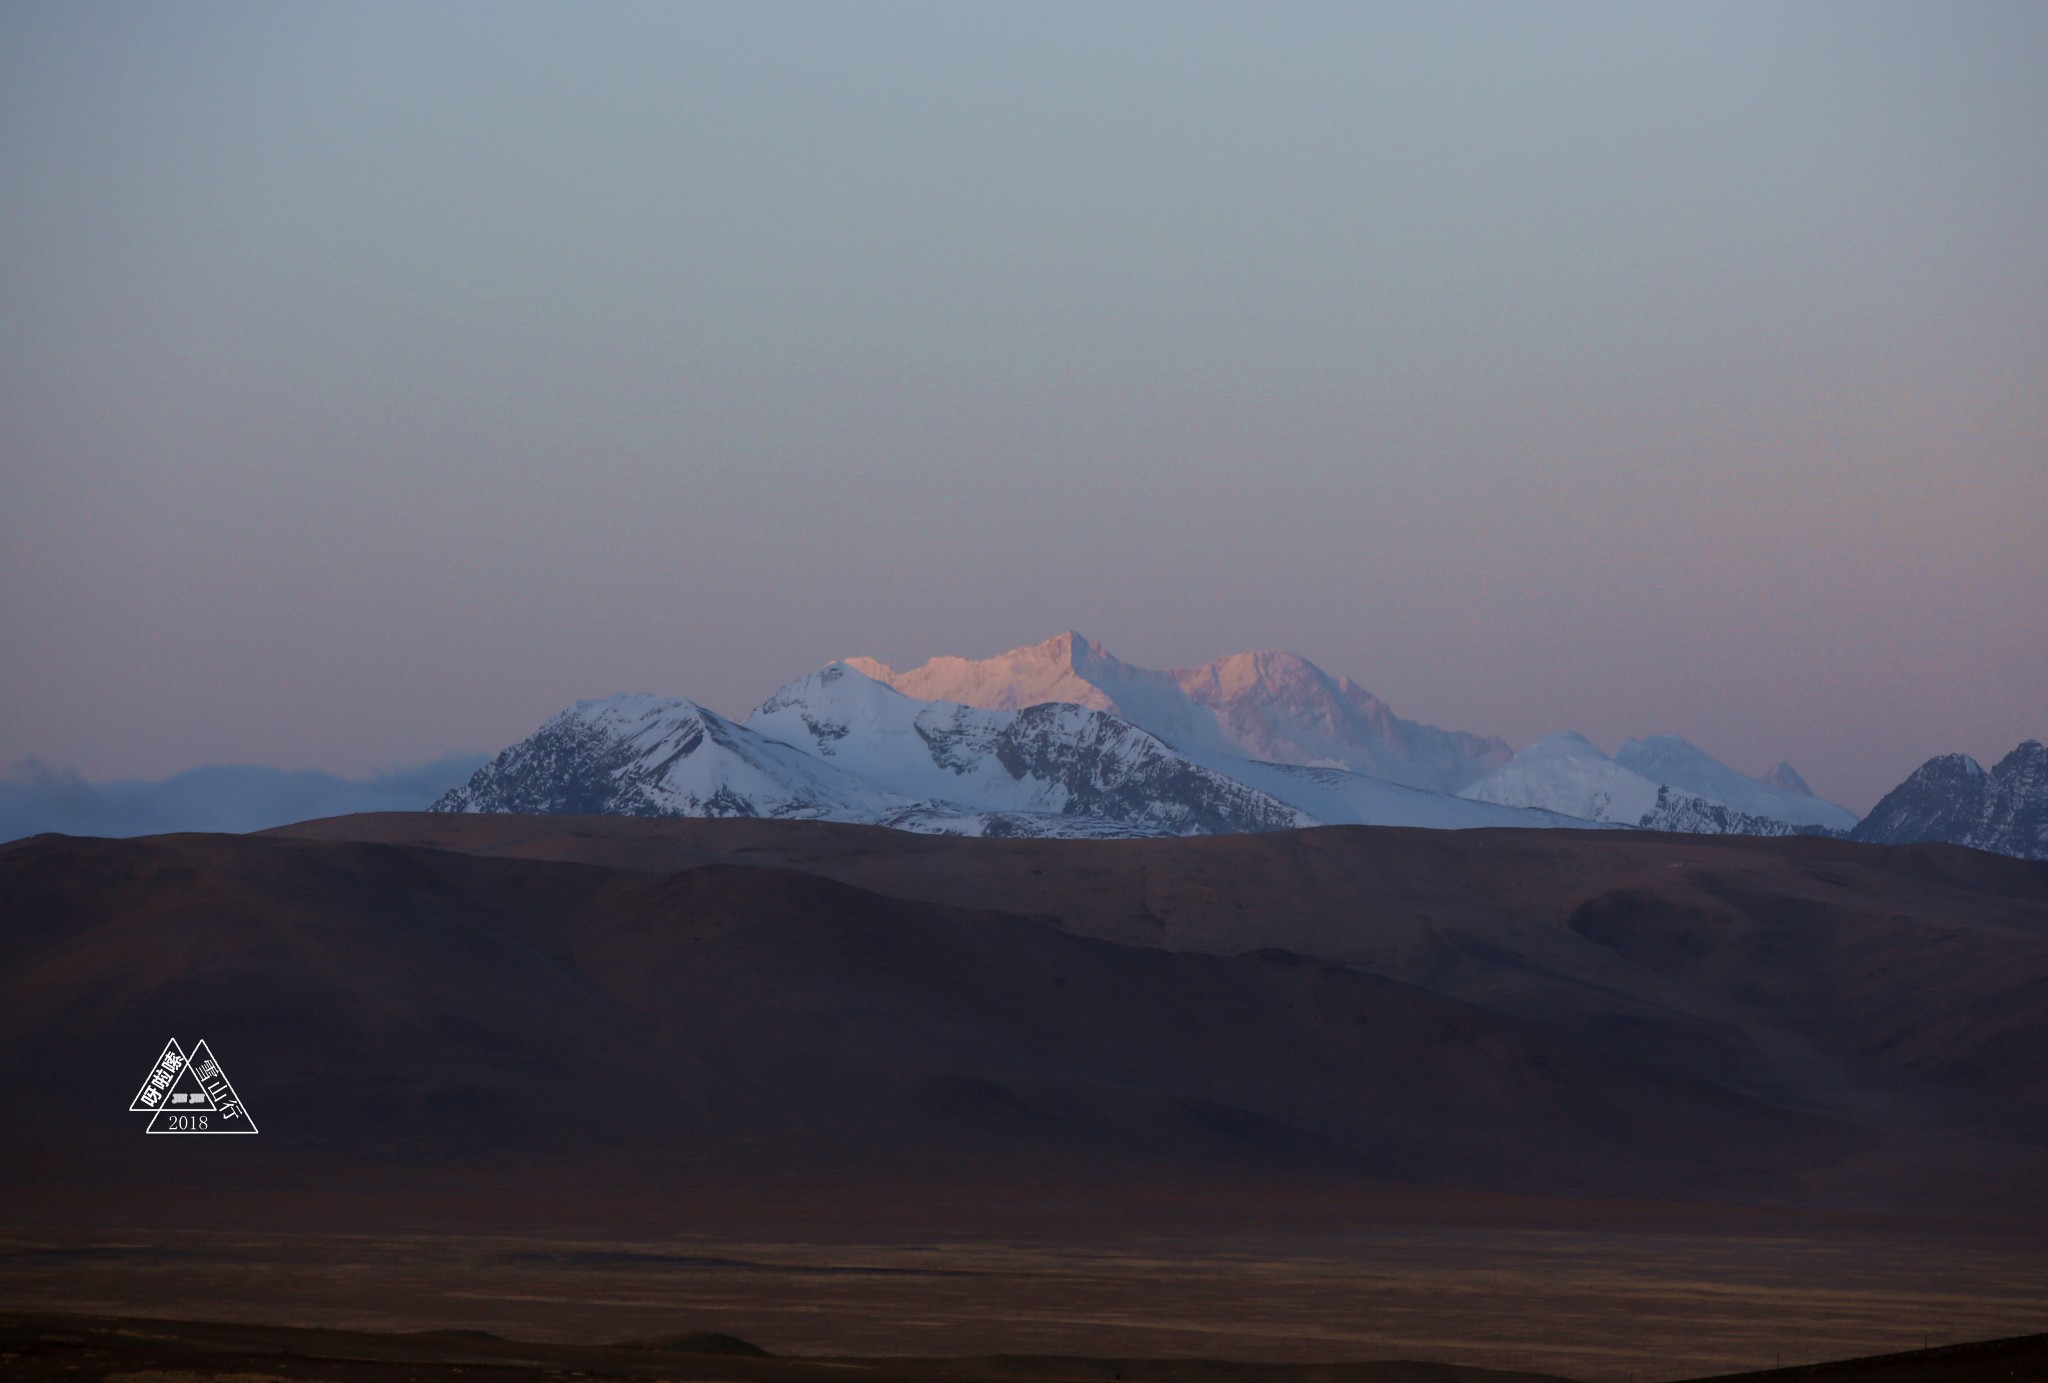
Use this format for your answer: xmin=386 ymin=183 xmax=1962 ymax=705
xmin=1460 ymin=732 xmax=1663 ymax=824
xmin=1168 ymin=653 xmax=1511 ymax=791
xmin=1187 ymin=649 xmax=1330 ymax=701
xmin=750 ymin=662 xmax=915 ymax=756
xmin=1757 ymin=761 xmax=1814 ymax=797
xmin=747 ymin=661 xmax=1311 ymax=835
xmin=1852 ymin=753 xmax=1988 ymax=849
xmin=847 ymin=632 xmax=1509 ymax=794
xmin=1985 ymin=741 xmax=2048 ymax=859
xmin=845 ymin=630 xmax=1124 ymax=715
xmin=1462 ymin=731 xmax=1856 ymax=835
xmin=1853 ymin=742 xmax=2045 ymax=859
xmin=432 ymin=692 xmax=904 ymax=822
xmin=1614 ymin=735 xmax=1857 ymax=832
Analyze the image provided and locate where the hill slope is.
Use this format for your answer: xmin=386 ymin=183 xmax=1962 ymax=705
xmin=0 ymin=829 xmax=1865 ymax=1202
xmin=223 ymin=812 xmax=2048 ymax=1218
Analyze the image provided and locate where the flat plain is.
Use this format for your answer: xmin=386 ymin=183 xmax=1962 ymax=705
xmin=4 ymin=1200 xmax=2046 ymax=1381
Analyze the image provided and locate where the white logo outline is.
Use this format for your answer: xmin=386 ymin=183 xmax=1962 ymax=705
xmin=128 ymin=1038 xmax=259 ymax=1134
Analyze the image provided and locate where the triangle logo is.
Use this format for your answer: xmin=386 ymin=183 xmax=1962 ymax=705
xmin=129 ymin=1038 xmax=189 ymax=1113
xmin=130 ymin=1038 xmax=259 ymax=1134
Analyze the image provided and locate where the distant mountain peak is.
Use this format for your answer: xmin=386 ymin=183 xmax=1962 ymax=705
xmin=1994 ymin=740 xmax=2045 ymax=774
xmin=1466 ymin=731 xmax=1859 ymax=834
xmin=432 ymin=692 xmax=901 ymax=822
xmin=1756 ymin=761 xmax=1814 ymax=797
xmin=843 ymin=632 xmax=1122 ymax=716
xmin=1187 ymin=648 xmax=1333 ymax=700
xmin=1849 ymin=745 xmax=2048 ymax=859
xmin=853 ymin=629 xmax=1115 ymax=677
xmin=1461 ymin=732 xmax=1660 ymax=824
xmin=844 ymin=632 xmax=1509 ymax=794
xmin=1043 ymin=627 xmax=1109 ymax=661
xmin=1526 ymin=730 xmax=1607 ymax=756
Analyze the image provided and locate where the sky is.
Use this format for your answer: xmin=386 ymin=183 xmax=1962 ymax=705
xmin=2 ymin=1 xmax=2042 ymax=813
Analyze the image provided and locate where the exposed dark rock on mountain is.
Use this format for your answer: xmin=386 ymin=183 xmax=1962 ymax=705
xmin=434 ymin=696 xmax=844 ymax=819
xmin=1639 ymin=786 xmax=1824 ymax=838
xmin=1982 ymin=741 xmax=2048 ymax=860
xmin=1853 ymin=741 xmax=2047 ymax=860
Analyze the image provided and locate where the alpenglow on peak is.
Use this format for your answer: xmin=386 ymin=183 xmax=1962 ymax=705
xmin=845 ymin=632 xmax=1510 ymax=795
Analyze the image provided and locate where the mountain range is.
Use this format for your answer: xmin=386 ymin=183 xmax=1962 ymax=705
xmin=438 ymin=632 xmax=1898 ymax=845
xmin=436 ymin=662 xmax=1576 ymax=837
xmin=1460 ymin=731 xmax=1859 ymax=834
xmin=10 ymin=632 xmax=2037 ymax=859
xmin=0 ymin=755 xmax=486 ymax=843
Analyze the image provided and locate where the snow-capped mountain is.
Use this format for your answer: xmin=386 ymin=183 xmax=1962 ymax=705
xmin=1460 ymin=731 xmax=1853 ymax=836
xmin=436 ymin=664 xmax=1594 ymax=838
xmin=846 ymin=631 xmax=1510 ymax=794
xmin=748 ymin=664 xmax=1311 ymax=836
xmin=1613 ymin=734 xmax=1858 ymax=832
xmin=1850 ymin=753 xmax=1986 ymax=846
xmin=431 ymin=694 xmax=915 ymax=823
xmin=1851 ymin=741 xmax=2048 ymax=860
xmin=1459 ymin=732 xmax=1663 ymax=823
xmin=1756 ymin=761 xmax=1814 ymax=796
xmin=435 ymin=677 xmax=1314 ymax=838
xmin=1978 ymin=742 xmax=2048 ymax=858
xmin=751 ymin=663 xmax=1579 ymax=833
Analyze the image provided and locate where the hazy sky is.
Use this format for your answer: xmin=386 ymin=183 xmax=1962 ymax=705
xmin=3 ymin=1 xmax=2043 ymax=811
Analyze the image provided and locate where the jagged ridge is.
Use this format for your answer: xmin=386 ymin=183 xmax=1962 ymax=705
xmin=1852 ymin=741 xmax=2048 ymax=860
